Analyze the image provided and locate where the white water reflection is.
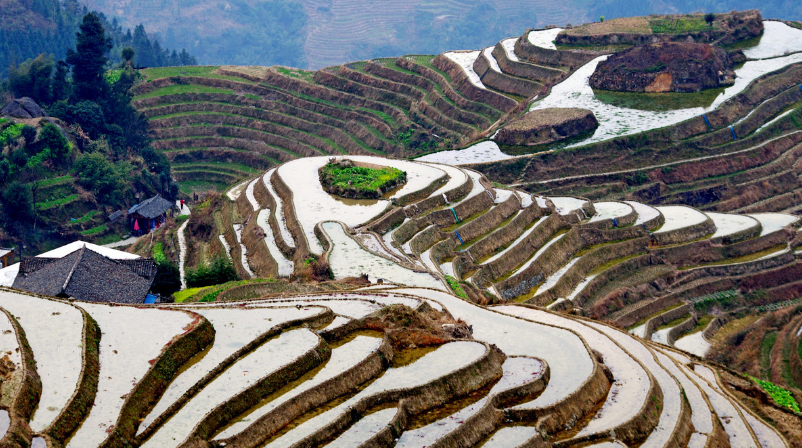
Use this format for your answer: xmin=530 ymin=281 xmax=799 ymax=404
xmin=531 ymin=50 xmax=802 ymax=147
xmin=743 ymin=21 xmax=802 ymax=60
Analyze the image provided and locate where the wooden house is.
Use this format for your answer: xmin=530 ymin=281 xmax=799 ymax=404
xmin=128 ymin=195 xmax=175 ymax=234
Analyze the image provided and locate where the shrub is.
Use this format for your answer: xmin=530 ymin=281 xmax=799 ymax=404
xmin=2 ymin=182 xmax=34 ymax=222
xmin=20 ymin=125 xmax=37 ymax=146
xmin=750 ymin=376 xmax=800 ymax=412
xmin=186 ymin=257 xmax=240 ymax=288
xmin=445 ymin=275 xmax=468 ymax=300
xmin=152 ymin=259 xmax=181 ymax=296
xmin=38 ymin=124 xmax=71 ymax=160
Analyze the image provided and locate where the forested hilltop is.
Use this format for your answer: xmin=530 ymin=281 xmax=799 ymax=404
xmin=0 ymin=12 xmax=178 ymax=257
xmin=0 ymin=0 xmax=196 ymax=79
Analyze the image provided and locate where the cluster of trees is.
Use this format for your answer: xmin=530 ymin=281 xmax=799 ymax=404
xmin=1 ymin=0 xmax=196 ymax=80
xmin=0 ymin=12 xmax=175 ymax=237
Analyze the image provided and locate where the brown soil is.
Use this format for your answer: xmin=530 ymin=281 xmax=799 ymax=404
xmin=362 ymin=304 xmax=472 ymax=350
xmin=590 ymin=42 xmax=735 ymax=93
xmin=495 ymin=108 xmax=599 ymax=147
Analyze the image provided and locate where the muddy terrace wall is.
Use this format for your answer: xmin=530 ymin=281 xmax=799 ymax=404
xmin=0 ymin=310 xmax=40 ymax=448
xmin=430 ymin=188 xmax=495 ymax=227
xmin=240 ymin=206 xmax=279 ymax=279
xmin=365 ymin=207 xmax=406 ymax=235
xmin=470 ymin=61 xmax=802 ymax=185
xmin=409 ymin=225 xmax=444 ymax=254
xmin=514 ymin=33 xmax=599 ymax=69
xmin=613 ymin=262 xmax=802 ymax=326
xmin=497 ymin=223 xmax=656 ymax=300
xmin=491 ymin=44 xmax=566 ymax=84
xmin=573 ymin=254 xmax=668 ymax=308
xmin=137 ymin=89 xmax=394 ymax=139
xmin=179 ymin=335 xmax=331 ymax=448
xmin=215 ymin=335 xmax=393 ymax=448
xmin=403 ymin=173 xmax=473 ymax=219
xmin=45 ymin=308 xmax=100 ymax=444
xmin=652 ymin=215 xmax=716 ymax=246
xmin=471 ymin=212 xmax=567 ymax=287
xmin=332 ymin=66 xmax=425 ymax=103
xmin=472 ymin=53 xmax=543 ymax=98
xmin=150 ymin=109 xmax=386 ymax=157
xmin=642 ymin=303 xmax=692 ymax=340
xmin=252 ymin=174 xmax=296 ymax=259
xmin=653 ymin=228 xmax=792 ymax=268
xmin=457 ymin=193 xmax=521 ymax=245
xmin=671 ymin=251 xmax=795 ymax=288
xmin=467 ymin=202 xmax=545 ymax=261
xmin=219 ymin=199 xmax=250 ymax=280
xmin=377 ymin=60 xmax=505 ymax=120
xmin=153 ymin=136 xmax=296 ymax=163
xmin=151 ymin=123 xmax=338 ymax=157
xmin=271 ymin=170 xmax=311 ymax=263
xmin=531 ymin=236 xmax=650 ymax=306
xmin=222 ymin=341 xmax=505 ymax=448
xmin=665 ymin=315 xmax=697 ymax=345
xmin=431 ymin=55 xmax=518 ymax=112
xmin=104 ymin=311 xmax=214 ymax=448
xmin=135 ymin=308 xmax=334 ymax=445
xmin=396 ymin=173 xmax=449 ymax=207
xmin=422 ymin=357 xmax=550 ymax=448
xmin=263 ymin=69 xmax=408 ymax=122
xmin=167 ymin=148 xmax=273 ymax=171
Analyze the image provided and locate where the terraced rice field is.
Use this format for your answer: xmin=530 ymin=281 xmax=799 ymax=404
xmin=15 ymin=12 xmax=802 ymax=448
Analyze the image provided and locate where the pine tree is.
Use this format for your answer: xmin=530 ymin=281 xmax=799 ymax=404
xmin=66 ymin=12 xmax=111 ymax=102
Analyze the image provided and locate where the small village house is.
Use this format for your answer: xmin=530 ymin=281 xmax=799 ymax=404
xmin=128 ymin=195 xmax=175 ymax=234
xmin=10 ymin=242 xmax=157 ymax=303
xmin=0 ymin=248 xmax=13 ymax=268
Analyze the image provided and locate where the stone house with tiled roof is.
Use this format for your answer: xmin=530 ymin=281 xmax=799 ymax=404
xmin=12 ymin=244 xmax=157 ymax=303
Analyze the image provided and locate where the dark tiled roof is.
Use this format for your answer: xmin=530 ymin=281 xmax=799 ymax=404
xmin=12 ymin=245 xmax=157 ymax=304
xmin=129 ymin=195 xmax=174 ymax=219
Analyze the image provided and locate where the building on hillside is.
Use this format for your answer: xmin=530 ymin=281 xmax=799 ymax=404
xmin=128 ymin=195 xmax=175 ymax=234
xmin=11 ymin=243 xmax=157 ymax=303
xmin=0 ymin=240 xmax=146 ymax=293
xmin=0 ymin=248 xmax=13 ymax=267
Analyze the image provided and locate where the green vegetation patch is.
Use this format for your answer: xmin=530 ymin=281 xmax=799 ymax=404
xmin=445 ymin=275 xmax=468 ymax=300
xmin=750 ymin=376 xmax=800 ymax=412
xmin=80 ymin=224 xmax=106 ymax=236
xmin=133 ymin=85 xmax=233 ymax=101
xmin=319 ymin=159 xmax=406 ymax=200
xmin=36 ymin=194 xmax=80 ymax=210
xmin=0 ymin=123 xmax=24 ymax=147
xmin=650 ymin=16 xmax=709 ymax=34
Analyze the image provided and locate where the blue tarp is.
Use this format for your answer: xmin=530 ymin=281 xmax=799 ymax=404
xmin=144 ymin=294 xmax=158 ymax=304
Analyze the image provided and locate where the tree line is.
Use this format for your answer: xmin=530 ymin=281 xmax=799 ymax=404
xmin=1 ymin=0 xmax=197 ymax=80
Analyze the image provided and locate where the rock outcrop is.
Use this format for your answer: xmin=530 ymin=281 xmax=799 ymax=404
xmin=495 ymin=108 xmax=599 ymax=147
xmin=590 ymin=42 xmax=738 ymax=93
xmin=0 ymin=97 xmax=46 ymax=119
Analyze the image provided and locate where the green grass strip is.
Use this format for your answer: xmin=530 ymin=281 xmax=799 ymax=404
xmin=134 ymin=85 xmax=233 ymax=101
xmin=80 ymin=224 xmax=107 ymax=236
xmin=37 ymin=194 xmax=80 ymax=210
